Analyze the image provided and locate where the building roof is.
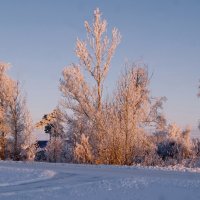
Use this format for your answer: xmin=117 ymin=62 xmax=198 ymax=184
xmin=37 ymin=141 xmax=48 ymax=149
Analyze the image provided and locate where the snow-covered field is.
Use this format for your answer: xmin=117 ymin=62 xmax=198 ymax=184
xmin=0 ymin=161 xmax=200 ymax=200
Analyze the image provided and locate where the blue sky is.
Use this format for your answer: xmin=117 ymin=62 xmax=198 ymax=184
xmin=0 ymin=0 xmax=200 ymax=136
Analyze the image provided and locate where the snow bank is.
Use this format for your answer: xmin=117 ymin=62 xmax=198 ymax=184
xmin=133 ymin=164 xmax=200 ymax=173
xmin=64 ymin=162 xmax=200 ymax=173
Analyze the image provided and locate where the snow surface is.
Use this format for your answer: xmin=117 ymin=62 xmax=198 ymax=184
xmin=0 ymin=161 xmax=200 ymax=200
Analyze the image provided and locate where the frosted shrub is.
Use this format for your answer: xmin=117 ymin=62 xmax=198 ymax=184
xmin=133 ymin=136 xmax=162 ymax=166
xmin=192 ymin=138 xmax=200 ymax=157
xmin=46 ymin=138 xmax=65 ymax=162
xmin=157 ymin=139 xmax=192 ymax=163
xmin=20 ymin=144 xmax=36 ymax=161
xmin=157 ymin=139 xmax=178 ymax=160
xmin=155 ymin=124 xmax=193 ymax=164
xmin=74 ymin=134 xmax=94 ymax=164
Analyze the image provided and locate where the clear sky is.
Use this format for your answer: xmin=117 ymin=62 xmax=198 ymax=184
xmin=0 ymin=0 xmax=200 ymax=137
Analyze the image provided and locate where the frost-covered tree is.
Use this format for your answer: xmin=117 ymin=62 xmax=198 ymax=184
xmin=60 ymin=8 xmax=121 ymax=162
xmin=7 ymin=81 xmax=25 ymax=160
xmin=36 ymin=107 xmax=64 ymax=140
xmin=76 ymin=8 xmax=121 ymax=111
xmin=20 ymin=108 xmax=36 ymax=161
xmin=0 ymin=62 xmax=12 ymax=159
xmin=0 ymin=62 xmax=35 ymax=160
xmin=59 ymin=9 xmax=168 ymax=165
xmin=116 ymin=65 xmax=151 ymax=164
xmin=36 ymin=108 xmax=65 ymax=162
xmin=7 ymin=81 xmax=36 ymax=160
xmin=97 ymin=64 xmax=166 ymax=165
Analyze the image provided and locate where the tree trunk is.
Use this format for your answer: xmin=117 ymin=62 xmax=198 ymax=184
xmin=14 ymin=128 xmax=18 ymax=160
xmin=97 ymin=79 xmax=101 ymax=111
xmin=1 ymin=132 xmax=6 ymax=160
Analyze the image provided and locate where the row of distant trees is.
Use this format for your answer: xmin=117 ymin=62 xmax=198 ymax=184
xmin=1 ymin=8 xmax=200 ymax=166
